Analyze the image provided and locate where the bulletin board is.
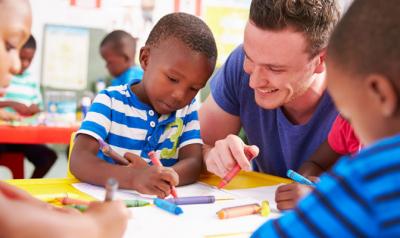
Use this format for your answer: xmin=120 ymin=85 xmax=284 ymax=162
xmin=41 ymin=25 xmax=90 ymax=90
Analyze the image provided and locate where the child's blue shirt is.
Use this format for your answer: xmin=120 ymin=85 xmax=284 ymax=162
xmin=77 ymin=81 xmax=202 ymax=166
xmin=252 ymin=134 xmax=400 ymax=238
xmin=111 ymin=65 xmax=144 ymax=86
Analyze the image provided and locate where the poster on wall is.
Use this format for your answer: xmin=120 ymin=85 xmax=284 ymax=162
xmin=203 ymin=0 xmax=250 ymax=66
xmin=42 ymin=25 xmax=89 ymax=90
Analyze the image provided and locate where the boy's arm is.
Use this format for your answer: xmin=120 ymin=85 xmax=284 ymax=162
xmin=0 ymin=193 xmax=129 ymax=238
xmin=0 ymin=100 xmax=33 ymax=116
xmin=298 ymin=140 xmax=342 ymax=177
xmin=172 ymin=143 xmax=203 ymax=186
xmin=70 ymin=134 xmax=178 ymax=197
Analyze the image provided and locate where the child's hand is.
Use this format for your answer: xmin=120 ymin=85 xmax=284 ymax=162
xmin=10 ymin=102 xmax=33 ymax=116
xmin=275 ymin=182 xmax=315 ymax=211
xmin=0 ymin=109 xmax=20 ymax=121
xmin=28 ymin=104 xmax=41 ymax=115
xmin=133 ymin=166 xmax=179 ymax=198
xmin=85 ymin=201 xmax=130 ymax=238
xmin=124 ymin=152 xmax=148 ymax=169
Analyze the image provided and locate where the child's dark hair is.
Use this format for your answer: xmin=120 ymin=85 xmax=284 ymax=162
xmin=23 ymin=35 xmax=36 ymax=49
xmin=100 ymin=30 xmax=137 ymax=61
xmin=250 ymin=0 xmax=340 ymax=58
xmin=328 ymin=0 xmax=400 ymax=85
xmin=145 ymin=12 xmax=217 ymax=65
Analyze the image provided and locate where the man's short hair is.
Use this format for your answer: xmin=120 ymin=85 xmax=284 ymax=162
xmin=328 ymin=0 xmax=400 ymax=86
xmin=250 ymin=0 xmax=340 ymax=57
xmin=100 ymin=30 xmax=137 ymax=61
xmin=23 ymin=35 xmax=36 ymax=49
xmin=145 ymin=12 xmax=217 ymax=64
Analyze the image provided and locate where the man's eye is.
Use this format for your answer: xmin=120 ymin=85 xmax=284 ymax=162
xmin=5 ymin=42 xmax=15 ymax=52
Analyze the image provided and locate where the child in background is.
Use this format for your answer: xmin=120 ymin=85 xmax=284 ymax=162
xmin=0 ymin=0 xmax=129 ymax=237
xmin=100 ymin=30 xmax=143 ymax=86
xmin=275 ymin=114 xmax=361 ymax=210
xmin=0 ymin=35 xmax=57 ymax=178
xmin=253 ymin=0 xmax=400 ymax=236
xmin=71 ymin=12 xmax=217 ymax=198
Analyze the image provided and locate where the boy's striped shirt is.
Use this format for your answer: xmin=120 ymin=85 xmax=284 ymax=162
xmin=77 ymin=82 xmax=202 ymax=166
xmin=252 ymin=134 xmax=400 ymax=238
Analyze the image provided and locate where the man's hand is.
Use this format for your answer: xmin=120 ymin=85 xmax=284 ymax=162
xmin=204 ymin=134 xmax=259 ymax=178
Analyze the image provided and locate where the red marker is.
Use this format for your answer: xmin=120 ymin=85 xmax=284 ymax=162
xmin=217 ymin=148 xmax=257 ymax=189
xmin=148 ymin=151 xmax=178 ymax=198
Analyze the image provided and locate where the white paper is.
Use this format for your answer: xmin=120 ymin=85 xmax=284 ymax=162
xmin=72 ymin=182 xmax=282 ymax=238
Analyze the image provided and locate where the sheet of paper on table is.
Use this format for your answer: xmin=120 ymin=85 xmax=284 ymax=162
xmin=72 ymin=182 xmax=282 ymax=238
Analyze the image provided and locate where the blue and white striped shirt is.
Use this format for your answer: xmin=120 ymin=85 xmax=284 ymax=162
xmin=77 ymin=82 xmax=202 ymax=166
xmin=252 ymin=134 xmax=400 ymax=238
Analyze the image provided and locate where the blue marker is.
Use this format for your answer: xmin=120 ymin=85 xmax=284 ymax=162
xmin=287 ymin=169 xmax=315 ymax=186
xmin=154 ymin=198 xmax=183 ymax=215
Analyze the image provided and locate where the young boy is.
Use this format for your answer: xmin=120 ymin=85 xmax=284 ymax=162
xmin=71 ymin=13 xmax=217 ymax=198
xmin=275 ymin=115 xmax=361 ymax=210
xmin=0 ymin=0 xmax=129 ymax=237
xmin=100 ymin=30 xmax=143 ymax=86
xmin=253 ymin=0 xmax=400 ymax=236
xmin=0 ymin=35 xmax=57 ymax=178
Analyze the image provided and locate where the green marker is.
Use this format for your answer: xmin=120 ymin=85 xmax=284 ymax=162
xmin=68 ymin=199 xmax=150 ymax=212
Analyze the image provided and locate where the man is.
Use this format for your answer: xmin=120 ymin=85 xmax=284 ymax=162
xmin=200 ymin=0 xmax=340 ymax=178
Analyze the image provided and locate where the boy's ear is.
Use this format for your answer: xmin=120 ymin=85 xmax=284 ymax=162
xmin=366 ymin=74 xmax=398 ymax=117
xmin=313 ymin=49 xmax=326 ymax=74
xmin=139 ymin=46 xmax=150 ymax=71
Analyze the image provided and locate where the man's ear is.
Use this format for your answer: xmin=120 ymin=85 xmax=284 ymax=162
xmin=139 ymin=46 xmax=150 ymax=71
xmin=366 ymin=74 xmax=398 ymax=117
xmin=313 ymin=49 xmax=326 ymax=74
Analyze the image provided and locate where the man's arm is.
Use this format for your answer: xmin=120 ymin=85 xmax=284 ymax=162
xmin=199 ymin=94 xmax=259 ymax=177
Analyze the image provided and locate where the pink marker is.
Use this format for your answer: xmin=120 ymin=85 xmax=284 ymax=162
xmin=98 ymin=139 xmax=130 ymax=165
xmin=217 ymin=148 xmax=257 ymax=189
xmin=148 ymin=151 xmax=178 ymax=198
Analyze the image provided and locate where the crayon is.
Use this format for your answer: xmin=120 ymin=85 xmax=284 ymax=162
xmin=67 ymin=200 xmax=150 ymax=212
xmin=217 ymin=148 xmax=257 ymax=189
xmin=57 ymin=197 xmax=90 ymax=206
xmin=287 ymin=169 xmax=315 ymax=186
xmin=217 ymin=203 xmax=261 ymax=219
xmin=104 ymin=178 xmax=118 ymax=202
xmin=154 ymin=198 xmax=183 ymax=215
xmin=98 ymin=139 xmax=130 ymax=165
xmin=148 ymin=151 xmax=178 ymax=198
xmin=165 ymin=195 xmax=216 ymax=205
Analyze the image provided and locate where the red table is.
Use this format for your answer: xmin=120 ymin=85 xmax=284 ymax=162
xmin=0 ymin=125 xmax=78 ymax=178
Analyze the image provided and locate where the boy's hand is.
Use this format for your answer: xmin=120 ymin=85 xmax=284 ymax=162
xmin=133 ymin=166 xmax=179 ymax=198
xmin=275 ymin=182 xmax=315 ymax=211
xmin=124 ymin=152 xmax=148 ymax=169
xmin=85 ymin=201 xmax=130 ymax=238
xmin=204 ymin=134 xmax=259 ymax=178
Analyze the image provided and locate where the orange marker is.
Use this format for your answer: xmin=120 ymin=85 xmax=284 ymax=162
xmin=217 ymin=203 xmax=261 ymax=219
xmin=148 ymin=151 xmax=178 ymax=198
xmin=217 ymin=148 xmax=257 ymax=189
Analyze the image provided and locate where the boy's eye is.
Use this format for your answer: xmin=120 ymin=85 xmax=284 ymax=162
xmin=190 ymin=87 xmax=200 ymax=92
xmin=168 ymin=77 xmax=178 ymax=83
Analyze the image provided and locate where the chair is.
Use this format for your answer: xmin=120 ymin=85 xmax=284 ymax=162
xmin=0 ymin=152 xmax=25 ymax=179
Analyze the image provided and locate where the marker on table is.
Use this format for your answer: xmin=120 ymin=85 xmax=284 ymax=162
xmin=217 ymin=148 xmax=257 ymax=189
xmin=104 ymin=178 xmax=118 ymax=201
xmin=216 ymin=201 xmax=270 ymax=219
xmin=165 ymin=195 xmax=215 ymax=205
xmin=148 ymin=151 xmax=178 ymax=198
xmin=98 ymin=139 xmax=130 ymax=165
xmin=287 ymin=169 xmax=315 ymax=186
xmin=68 ymin=200 xmax=150 ymax=212
xmin=154 ymin=198 xmax=183 ymax=215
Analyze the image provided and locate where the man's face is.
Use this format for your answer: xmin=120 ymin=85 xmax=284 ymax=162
xmin=243 ymin=21 xmax=323 ymax=109
xmin=0 ymin=0 xmax=31 ymax=89
xmin=19 ymin=47 xmax=35 ymax=74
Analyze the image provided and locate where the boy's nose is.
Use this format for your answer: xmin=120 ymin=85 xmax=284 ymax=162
xmin=9 ymin=51 xmax=21 ymax=75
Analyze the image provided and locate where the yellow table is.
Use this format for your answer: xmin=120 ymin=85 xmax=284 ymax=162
xmin=5 ymin=171 xmax=290 ymax=202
